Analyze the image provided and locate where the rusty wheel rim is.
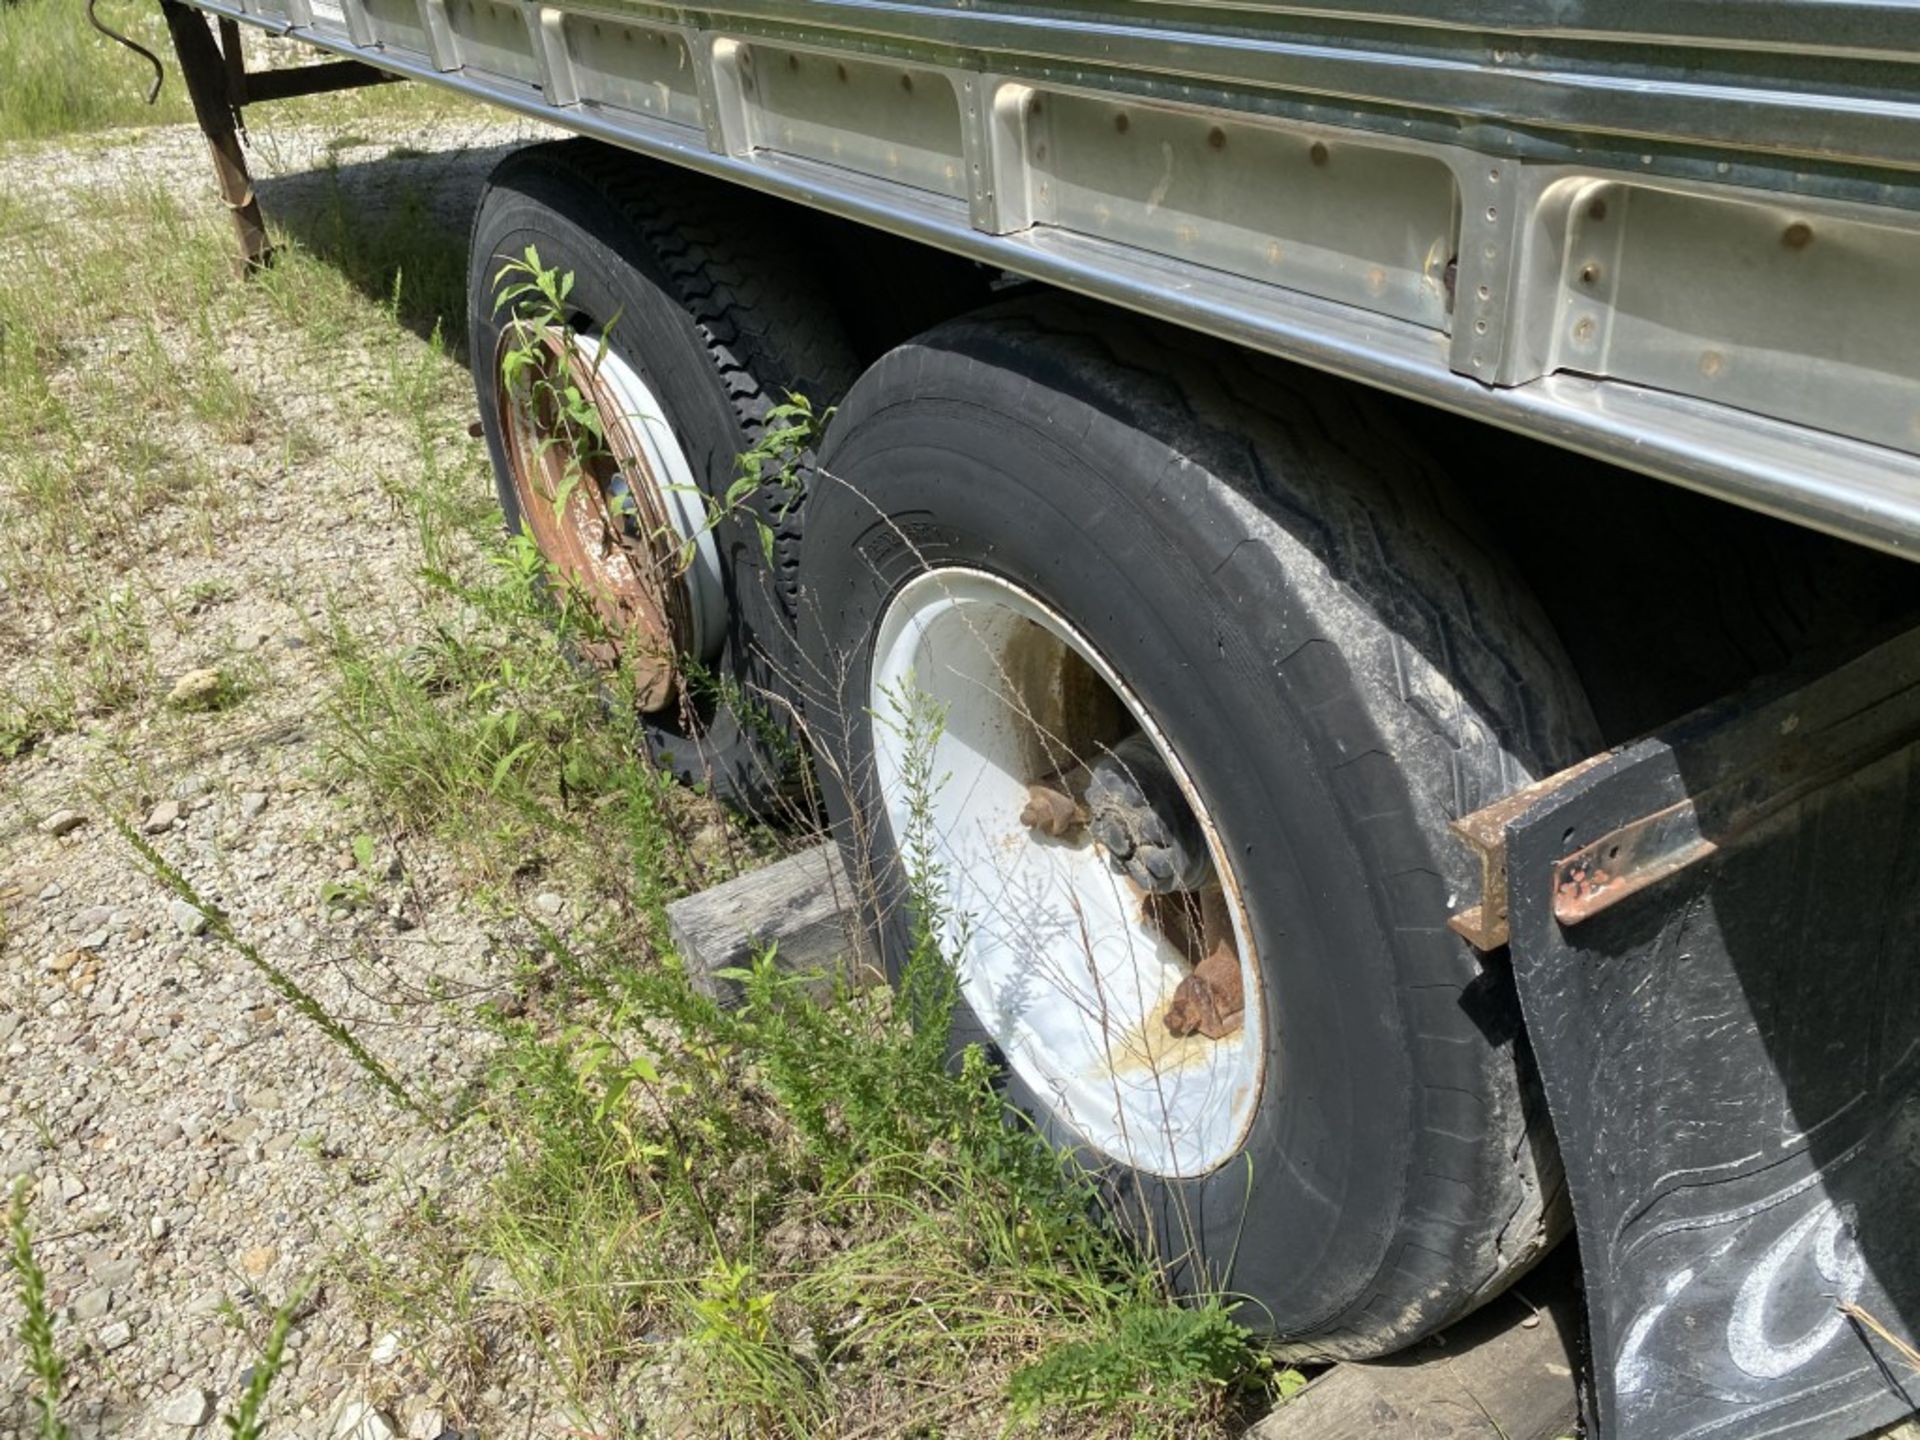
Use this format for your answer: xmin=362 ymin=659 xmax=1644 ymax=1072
xmin=869 ymin=567 xmax=1265 ymax=1179
xmin=496 ymin=323 xmax=727 ymax=713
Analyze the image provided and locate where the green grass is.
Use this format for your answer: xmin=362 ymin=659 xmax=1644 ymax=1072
xmin=0 ymin=0 xmax=192 ymax=143
xmin=0 ymin=0 xmax=496 ymax=145
xmin=0 ymin=94 xmax=488 ymax=760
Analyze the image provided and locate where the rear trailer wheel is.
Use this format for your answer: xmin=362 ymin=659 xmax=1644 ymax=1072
xmin=468 ymin=140 xmax=860 ymax=807
xmin=798 ymin=299 xmax=1600 ymax=1356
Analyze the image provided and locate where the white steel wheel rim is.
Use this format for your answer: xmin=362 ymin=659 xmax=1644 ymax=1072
xmin=870 ymin=567 xmax=1266 ymax=1178
xmin=577 ymin=333 xmax=729 ymax=664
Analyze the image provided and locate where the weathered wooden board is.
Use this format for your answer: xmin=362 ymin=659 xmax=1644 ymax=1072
xmin=665 ymin=840 xmax=874 ymax=1003
xmin=1250 ymin=1254 xmax=1583 ymax=1440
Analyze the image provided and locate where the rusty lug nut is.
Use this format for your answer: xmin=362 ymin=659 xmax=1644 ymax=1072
xmin=1020 ymin=781 xmax=1083 ymax=837
xmin=1164 ymin=888 xmax=1244 ymax=1040
xmin=1163 ymin=946 xmax=1245 ymax=1040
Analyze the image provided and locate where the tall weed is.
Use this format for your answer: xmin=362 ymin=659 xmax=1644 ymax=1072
xmin=6 ymin=1178 xmax=71 ymax=1440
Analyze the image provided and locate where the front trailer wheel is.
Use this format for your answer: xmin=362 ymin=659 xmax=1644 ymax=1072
xmin=468 ymin=140 xmax=860 ymax=809
xmin=797 ymin=299 xmax=1599 ymax=1357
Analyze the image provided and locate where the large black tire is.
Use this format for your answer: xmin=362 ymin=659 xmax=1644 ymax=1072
xmin=468 ymin=140 xmax=860 ymax=808
xmin=798 ymin=297 xmax=1601 ymax=1357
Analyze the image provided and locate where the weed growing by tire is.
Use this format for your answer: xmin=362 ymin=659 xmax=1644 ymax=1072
xmin=7 ymin=1178 xmax=70 ymax=1440
xmin=467 ymin=877 xmax=1275 ymax=1437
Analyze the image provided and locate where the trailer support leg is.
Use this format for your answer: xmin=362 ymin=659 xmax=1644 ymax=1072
xmin=159 ymin=0 xmax=271 ymax=275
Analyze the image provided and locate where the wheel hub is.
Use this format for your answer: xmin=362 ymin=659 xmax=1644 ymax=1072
xmin=496 ymin=324 xmax=727 ymax=711
xmin=869 ymin=567 xmax=1266 ymax=1178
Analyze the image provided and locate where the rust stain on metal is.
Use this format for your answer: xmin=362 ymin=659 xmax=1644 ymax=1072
xmin=1553 ymin=859 xmax=1613 ymax=912
xmin=1551 ymin=799 xmax=1719 ymax=926
xmin=496 ymin=326 xmax=689 ymax=713
xmin=1101 ymin=992 xmax=1214 ymax=1079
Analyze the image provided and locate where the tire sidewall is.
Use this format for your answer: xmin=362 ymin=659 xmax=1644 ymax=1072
xmin=802 ymin=384 xmax=1434 ymax=1337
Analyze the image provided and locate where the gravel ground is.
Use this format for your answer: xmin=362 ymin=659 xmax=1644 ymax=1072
xmin=0 ymin=115 xmax=576 ymax=1440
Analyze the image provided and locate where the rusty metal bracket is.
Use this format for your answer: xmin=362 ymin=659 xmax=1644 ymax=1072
xmin=1447 ymin=755 xmax=1610 ymax=949
xmin=233 ymin=58 xmax=398 ymax=105
xmin=1451 ymin=624 xmax=1920 ymax=949
xmin=1550 ymin=638 xmax=1920 ymax=924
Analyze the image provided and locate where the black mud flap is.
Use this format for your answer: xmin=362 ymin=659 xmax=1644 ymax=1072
xmin=1452 ymin=627 xmax=1920 ymax=1440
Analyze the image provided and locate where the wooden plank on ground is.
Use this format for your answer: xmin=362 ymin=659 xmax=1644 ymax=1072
xmin=1250 ymin=1252 xmax=1583 ymax=1440
xmin=665 ymin=840 xmax=872 ymax=1003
